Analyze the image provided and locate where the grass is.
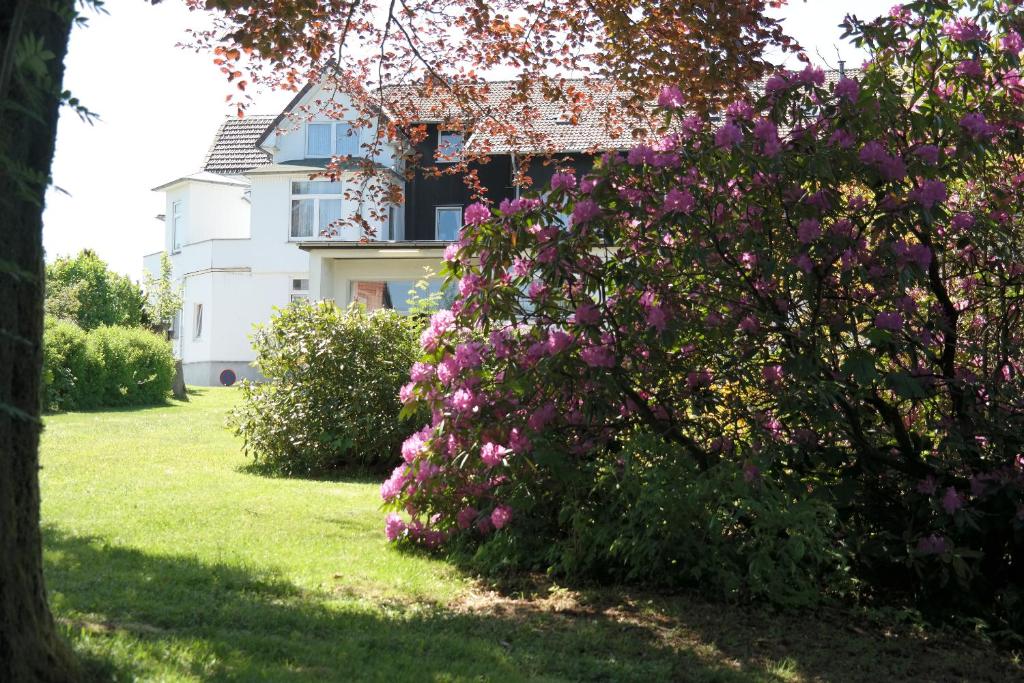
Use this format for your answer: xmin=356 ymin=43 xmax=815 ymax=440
xmin=40 ymin=388 xmax=1022 ymax=682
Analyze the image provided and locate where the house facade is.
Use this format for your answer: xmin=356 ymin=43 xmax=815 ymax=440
xmin=143 ymin=78 xmax=603 ymax=385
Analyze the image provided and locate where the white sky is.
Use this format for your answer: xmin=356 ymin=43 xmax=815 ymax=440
xmin=42 ymin=0 xmax=896 ymax=280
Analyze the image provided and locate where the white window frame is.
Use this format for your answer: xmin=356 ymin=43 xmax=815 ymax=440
xmin=306 ymin=121 xmax=361 ymax=158
xmin=437 ymin=130 xmax=465 ymax=164
xmin=171 ymin=200 xmax=183 ymax=252
xmin=192 ymin=303 xmax=204 ymax=340
xmin=435 ymin=205 xmax=463 ymax=241
xmin=290 ymin=180 xmax=344 ymax=240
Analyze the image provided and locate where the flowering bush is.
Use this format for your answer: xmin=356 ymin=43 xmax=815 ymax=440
xmin=385 ymin=1 xmax=1024 ymax=623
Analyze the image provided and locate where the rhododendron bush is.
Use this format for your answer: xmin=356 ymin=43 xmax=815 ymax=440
xmin=385 ymin=0 xmax=1024 ymax=621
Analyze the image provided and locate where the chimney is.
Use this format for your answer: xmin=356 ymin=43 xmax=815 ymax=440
xmin=838 ymin=59 xmax=846 ymax=78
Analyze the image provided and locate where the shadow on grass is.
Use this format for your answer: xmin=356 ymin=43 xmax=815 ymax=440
xmin=234 ymin=461 xmax=390 ymax=485
xmin=46 ymin=526 xmax=780 ymax=683
xmin=444 ymin=568 xmax=1023 ymax=683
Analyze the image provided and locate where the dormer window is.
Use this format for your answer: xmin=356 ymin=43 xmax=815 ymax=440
xmin=306 ymin=122 xmax=361 ymax=158
xmin=306 ymin=124 xmax=332 ymax=157
xmin=437 ymin=130 xmax=465 ymax=163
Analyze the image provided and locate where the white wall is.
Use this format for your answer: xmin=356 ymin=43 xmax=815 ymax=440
xmin=162 ymin=180 xmax=250 ymax=251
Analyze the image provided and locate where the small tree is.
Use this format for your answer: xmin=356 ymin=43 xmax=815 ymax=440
xmin=46 ymin=249 xmax=146 ymax=330
xmin=143 ymin=252 xmax=183 ymax=335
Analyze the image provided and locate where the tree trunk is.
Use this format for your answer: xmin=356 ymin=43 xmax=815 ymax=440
xmin=172 ymin=359 xmax=188 ymax=401
xmin=0 ymin=1 xmax=82 ymax=681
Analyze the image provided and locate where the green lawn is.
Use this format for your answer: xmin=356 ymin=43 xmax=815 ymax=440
xmin=40 ymin=389 xmax=1022 ymax=682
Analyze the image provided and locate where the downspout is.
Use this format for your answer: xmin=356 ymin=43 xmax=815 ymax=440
xmin=512 ymin=151 xmax=521 ymax=199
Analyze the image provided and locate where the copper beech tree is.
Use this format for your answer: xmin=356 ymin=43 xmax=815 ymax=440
xmin=187 ymin=0 xmax=799 ymax=234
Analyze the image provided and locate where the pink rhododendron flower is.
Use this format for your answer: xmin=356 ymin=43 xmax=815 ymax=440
xmin=480 ymin=441 xmax=510 ymax=467
xmin=685 ymin=370 xmax=713 ymax=389
xmin=859 ymin=141 xmax=907 ymax=180
xmin=436 ymin=355 xmax=458 ymax=385
xmin=960 ymin=112 xmax=996 ymax=140
xmin=491 ymin=505 xmax=513 ymax=530
xmin=646 ymin=306 xmax=667 ymax=332
xmin=828 ymin=129 xmax=855 ymax=148
xmin=550 ymin=172 xmax=576 ymax=190
xmin=913 ymin=144 xmax=940 ymax=165
xmin=715 ymin=123 xmax=743 ymax=149
xmin=657 ymin=85 xmax=685 ymax=109
xmin=547 ymin=329 xmax=574 ymax=355
xmin=451 ymin=388 xmax=477 ymax=413
xmin=942 ymin=486 xmax=963 ymax=514
xmin=464 ymin=202 xmax=491 ymax=225
xmin=663 ymin=188 xmax=695 ymax=214
xmin=381 ymin=465 xmax=408 ymax=501
xmin=528 ymin=403 xmax=558 ymax=431
xmin=443 ymin=243 xmax=460 ymax=262
xmin=753 ymin=118 xmax=782 ymax=156
xmin=455 ymin=342 xmax=483 ymax=370
xmin=762 ymin=364 xmax=784 ymax=385
xmin=797 ymin=218 xmax=821 ymax=244
xmin=430 ymin=310 xmax=456 ymax=335
xmin=916 ymin=534 xmax=949 ymax=555
xmin=955 ymin=59 xmax=983 ymax=78
xmin=508 ymin=427 xmax=531 ymax=453
xmin=738 ymin=315 xmax=760 ymax=334
xmin=401 ymin=427 xmax=432 ymax=463
xmin=570 ymin=199 xmax=602 ymax=226
xmin=910 ymin=179 xmax=947 ymax=209
xmin=942 ymin=17 xmax=988 ymax=42
xmin=399 ymin=382 xmax=416 ymax=405
xmin=456 ymin=506 xmax=477 ymax=530
xmin=1003 ymin=30 xmax=1023 ymax=54
xmin=574 ymin=302 xmax=601 ymax=325
xmin=385 ymin=513 xmax=406 ymax=541
xmin=834 ymin=77 xmax=860 ymax=103
xmin=875 ymin=311 xmax=904 ymax=332
xmin=581 ymin=344 xmax=616 ymax=368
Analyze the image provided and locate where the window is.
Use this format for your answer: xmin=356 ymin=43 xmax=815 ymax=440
xmin=306 ymin=123 xmax=332 ymax=157
xmin=437 ymin=131 xmax=465 ymax=163
xmin=435 ymin=206 xmax=462 ymax=241
xmin=169 ymin=310 xmax=181 ymax=340
xmin=291 ymin=278 xmax=309 ymax=304
xmin=193 ymin=303 xmax=204 ymax=339
xmin=350 ymin=279 xmax=449 ymax=314
xmin=291 ymin=180 xmax=344 ymax=238
xmin=306 ymin=122 xmax=361 ymax=158
xmin=335 ymin=123 xmax=360 ymax=157
xmin=171 ymin=200 xmax=183 ymax=251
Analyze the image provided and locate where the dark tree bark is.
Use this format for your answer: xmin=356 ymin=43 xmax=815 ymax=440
xmin=0 ymin=1 xmax=82 ymax=680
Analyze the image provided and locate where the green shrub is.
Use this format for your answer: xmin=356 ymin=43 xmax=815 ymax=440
xmin=42 ymin=320 xmax=174 ymax=411
xmin=230 ymin=301 xmax=422 ymax=475
xmin=463 ymin=431 xmax=850 ymax=607
xmin=79 ymin=326 xmax=175 ymax=408
xmin=42 ymin=317 xmax=89 ymax=411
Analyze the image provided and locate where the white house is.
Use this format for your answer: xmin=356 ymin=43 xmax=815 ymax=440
xmin=143 ymin=73 xmax=624 ymax=386
xmin=145 ymin=70 xmax=850 ymax=386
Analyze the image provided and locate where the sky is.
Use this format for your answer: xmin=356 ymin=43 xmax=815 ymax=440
xmin=42 ymin=0 xmax=897 ymax=280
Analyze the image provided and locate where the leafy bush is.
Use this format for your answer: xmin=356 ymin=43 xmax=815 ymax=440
xmin=42 ymin=317 xmax=89 ymax=411
xmin=384 ymin=0 xmax=1024 ymax=625
xmin=46 ymin=249 xmax=147 ymax=330
xmin=42 ymin=320 xmax=174 ymax=411
xmin=230 ymin=301 xmax=422 ymax=475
